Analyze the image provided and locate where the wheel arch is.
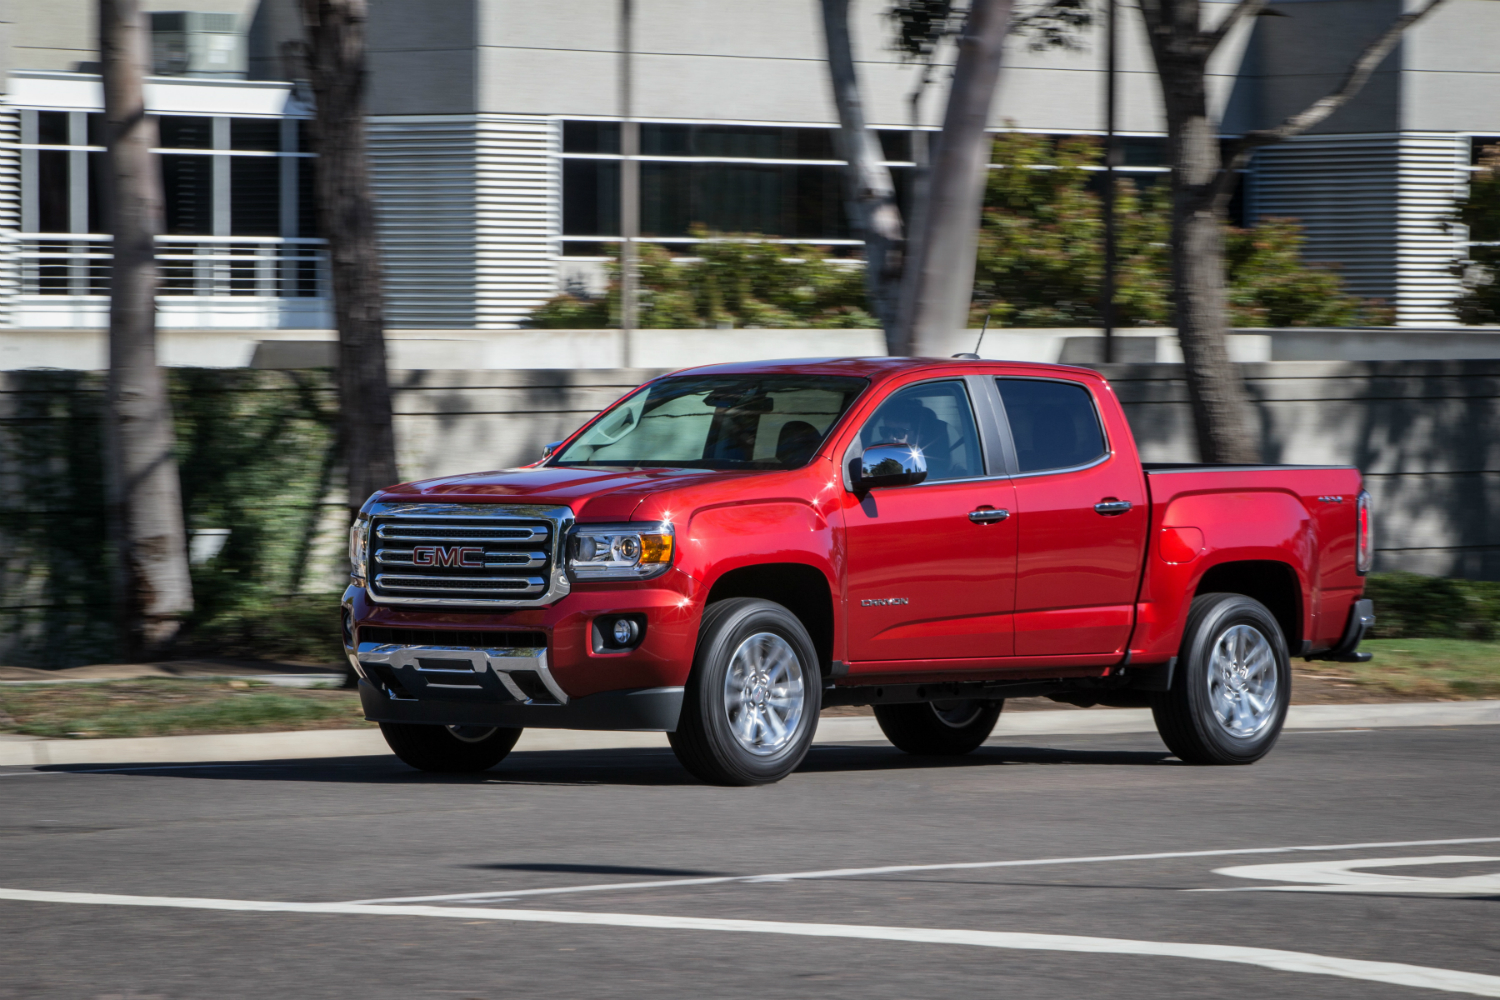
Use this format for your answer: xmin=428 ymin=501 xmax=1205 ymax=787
xmin=704 ymin=563 xmax=835 ymax=676
xmin=1194 ymin=559 xmax=1303 ymax=651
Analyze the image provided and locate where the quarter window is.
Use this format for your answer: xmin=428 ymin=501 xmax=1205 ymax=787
xmin=995 ymin=378 xmax=1107 ymax=473
xmin=859 ymin=380 xmax=984 ymax=482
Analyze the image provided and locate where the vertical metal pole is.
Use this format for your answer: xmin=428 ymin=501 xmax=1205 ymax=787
xmin=1101 ymin=0 xmax=1117 ymax=364
xmin=619 ymin=0 xmax=638 ymax=368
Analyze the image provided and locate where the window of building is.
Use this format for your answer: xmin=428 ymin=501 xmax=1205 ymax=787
xmin=19 ymin=109 xmax=321 ymax=298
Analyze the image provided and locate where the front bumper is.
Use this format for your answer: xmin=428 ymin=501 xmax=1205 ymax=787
xmin=357 ymin=677 xmax=683 ymax=731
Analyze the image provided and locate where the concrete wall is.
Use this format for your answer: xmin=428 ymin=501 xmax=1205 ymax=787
xmin=379 ymin=361 xmax=1500 ymax=580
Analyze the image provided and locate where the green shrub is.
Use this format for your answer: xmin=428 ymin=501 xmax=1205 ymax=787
xmin=1364 ymin=572 xmax=1500 ymax=640
xmin=527 ymin=235 xmax=876 ymax=330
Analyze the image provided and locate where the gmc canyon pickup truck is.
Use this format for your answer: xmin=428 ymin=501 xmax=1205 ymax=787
xmin=343 ymin=357 xmax=1374 ymax=785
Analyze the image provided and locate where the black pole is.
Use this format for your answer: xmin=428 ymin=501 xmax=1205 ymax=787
xmin=1101 ymin=0 xmax=1117 ymax=364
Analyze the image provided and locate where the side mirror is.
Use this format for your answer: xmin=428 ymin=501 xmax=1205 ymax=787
xmin=541 ymin=440 xmax=563 ymax=461
xmin=850 ymin=443 xmax=928 ymax=490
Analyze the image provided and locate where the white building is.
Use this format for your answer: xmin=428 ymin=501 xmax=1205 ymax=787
xmin=2 ymin=0 xmax=1497 ymax=365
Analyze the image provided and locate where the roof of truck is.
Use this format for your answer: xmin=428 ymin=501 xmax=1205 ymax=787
xmin=666 ymin=356 xmax=1102 ymax=381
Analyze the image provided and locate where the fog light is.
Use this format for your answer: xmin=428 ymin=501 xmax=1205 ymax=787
xmin=612 ymin=618 xmax=639 ymax=645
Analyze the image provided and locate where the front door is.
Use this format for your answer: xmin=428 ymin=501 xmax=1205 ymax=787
xmin=843 ymin=378 xmax=1018 ymax=664
xmin=996 ymin=376 xmax=1148 ymax=656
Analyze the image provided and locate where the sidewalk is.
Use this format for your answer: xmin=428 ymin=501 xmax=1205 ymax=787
xmin=2 ymin=700 xmax=1495 ymax=769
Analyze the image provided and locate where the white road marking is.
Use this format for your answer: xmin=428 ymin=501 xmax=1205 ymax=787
xmin=1 ymin=886 xmax=1497 ymax=996
xmin=1197 ymin=856 xmax=1500 ymax=896
xmin=347 ymin=835 xmax=1500 ymax=905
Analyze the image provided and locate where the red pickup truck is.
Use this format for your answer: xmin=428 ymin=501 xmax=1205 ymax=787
xmin=343 ymin=357 xmax=1374 ymax=785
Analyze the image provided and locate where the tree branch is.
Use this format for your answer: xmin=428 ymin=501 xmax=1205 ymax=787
xmin=1203 ymin=0 xmax=1266 ymax=56
xmin=1209 ymin=0 xmax=1448 ymax=209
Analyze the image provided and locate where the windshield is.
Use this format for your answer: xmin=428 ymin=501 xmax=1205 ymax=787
xmin=552 ymin=374 xmax=868 ymax=470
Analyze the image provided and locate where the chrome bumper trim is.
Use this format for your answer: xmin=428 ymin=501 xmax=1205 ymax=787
xmin=356 ymin=642 xmax=569 ymax=705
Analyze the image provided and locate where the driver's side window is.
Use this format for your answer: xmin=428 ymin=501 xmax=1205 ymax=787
xmin=858 ymin=380 xmax=984 ymax=482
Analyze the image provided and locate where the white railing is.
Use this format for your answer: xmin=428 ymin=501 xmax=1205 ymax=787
xmin=18 ymin=235 xmax=329 ymax=299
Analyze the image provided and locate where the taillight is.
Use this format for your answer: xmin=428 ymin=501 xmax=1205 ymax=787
xmin=1356 ymin=489 xmax=1373 ymax=575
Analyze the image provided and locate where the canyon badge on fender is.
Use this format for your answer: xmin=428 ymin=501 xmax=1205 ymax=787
xmin=861 ymin=597 xmax=909 ymax=607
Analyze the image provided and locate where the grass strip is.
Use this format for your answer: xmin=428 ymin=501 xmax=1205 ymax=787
xmin=1308 ymin=638 xmax=1500 ymax=700
xmin=0 ymin=677 xmax=372 ymax=739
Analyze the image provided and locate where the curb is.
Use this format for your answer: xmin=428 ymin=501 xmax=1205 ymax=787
xmin=1 ymin=700 xmax=1495 ymax=769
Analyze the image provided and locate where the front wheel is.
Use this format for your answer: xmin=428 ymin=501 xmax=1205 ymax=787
xmin=669 ymin=598 xmax=822 ymax=786
xmin=874 ymin=699 xmax=1003 ymax=756
xmin=380 ymin=722 xmax=522 ymax=773
xmin=1152 ymin=593 xmax=1291 ymax=765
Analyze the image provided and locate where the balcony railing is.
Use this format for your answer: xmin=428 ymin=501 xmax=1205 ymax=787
xmin=19 ymin=235 xmax=329 ymax=299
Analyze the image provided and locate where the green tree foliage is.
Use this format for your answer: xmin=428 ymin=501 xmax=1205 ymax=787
xmin=530 ymin=234 xmax=876 ymax=330
xmin=529 ymin=133 xmax=1383 ymax=330
xmin=1451 ymin=144 xmax=1500 ymax=325
xmin=973 ymin=130 xmax=1382 ymax=327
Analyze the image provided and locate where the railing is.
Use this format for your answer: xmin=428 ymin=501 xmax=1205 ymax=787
xmin=18 ymin=235 xmax=329 ymax=298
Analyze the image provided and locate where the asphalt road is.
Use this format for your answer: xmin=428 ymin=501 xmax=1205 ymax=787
xmin=2 ymin=724 xmax=1498 ymax=999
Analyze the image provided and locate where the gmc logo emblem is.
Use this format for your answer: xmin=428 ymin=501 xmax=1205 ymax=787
xmin=412 ymin=545 xmax=485 ymax=568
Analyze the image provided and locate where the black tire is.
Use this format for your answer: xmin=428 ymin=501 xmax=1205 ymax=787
xmin=379 ymin=722 xmax=522 ymax=773
xmin=1152 ymin=592 xmax=1291 ymax=765
xmin=874 ymin=699 xmax=1003 ymax=756
xmin=668 ymin=598 xmax=822 ymax=786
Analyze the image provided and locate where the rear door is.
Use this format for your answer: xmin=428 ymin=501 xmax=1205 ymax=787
xmin=842 ymin=376 xmax=1018 ymax=664
xmin=994 ymin=376 xmax=1148 ymax=656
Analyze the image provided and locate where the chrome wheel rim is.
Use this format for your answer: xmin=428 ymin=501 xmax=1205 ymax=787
xmin=1206 ymin=624 xmax=1279 ymax=739
xmin=931 ymin=699 xmax=985 ymax=729
xmin=447 ymin=725 xmax=497 ymax=744
xmin=723 ymin=632 xmax=806 ymax=756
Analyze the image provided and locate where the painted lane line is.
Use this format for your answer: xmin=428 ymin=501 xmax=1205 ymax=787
xmin=2 ymin=887 xmax=1498 ymax=997
xmin=1193 ymin=856 xmax=1500 ymax=896
xmin=347 ymin=835 xmax=1500 ymax=905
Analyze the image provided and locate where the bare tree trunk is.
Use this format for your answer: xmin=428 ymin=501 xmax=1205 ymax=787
xmin=299 ymin=0 xmax=398 ymax=518
xmin=99 ymin=0 xmax=193 ymax=659
xmin=819 ymin=0 xmax=904 ymax=344
xmin=897 ymin=0 xmax=1015 ymax=358
xmin=1159 ymin=57 xmax=1260 ymax=463
xmin=1139 ymin=0 xmax=1447 ymax=463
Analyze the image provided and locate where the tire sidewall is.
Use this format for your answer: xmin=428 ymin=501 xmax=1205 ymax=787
xmin=1180 ymin=595 xmax=1291 ymax=763
xmin=689 ymin=599 xmax=822 ymax=783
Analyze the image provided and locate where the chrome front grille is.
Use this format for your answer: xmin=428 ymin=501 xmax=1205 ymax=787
xmin=365 ymin=502 xmax=573 ymax=608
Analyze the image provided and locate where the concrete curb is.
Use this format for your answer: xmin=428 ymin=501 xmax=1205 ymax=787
xmin=1 ymin=701 xmax=1495 ymax=769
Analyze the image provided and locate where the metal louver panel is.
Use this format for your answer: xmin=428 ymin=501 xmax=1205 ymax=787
xmin=475 ymin=115 xmax=557 ymax=329
xmin=1250 ymin=134 xmax=1400 ymax=305
xmin=1250 ymin=131 xmax=1469 ymax=328
xmin=1396 ymin=133 xmax=1469 ymax=327
xmin=367 ymin=115 xmax=478 ymax=329
xmin=0 ymin=109 xmax=19 ymax=327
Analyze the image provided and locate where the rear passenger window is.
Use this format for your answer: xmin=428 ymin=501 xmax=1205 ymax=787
xmin=995 ymin=378 xmax=1107 ymax=473
xmin=859 ymin=380 xmax=984 ymax=482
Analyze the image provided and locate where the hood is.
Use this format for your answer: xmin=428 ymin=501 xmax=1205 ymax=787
xmin=371 ymin=465 xmax=758 ymax=521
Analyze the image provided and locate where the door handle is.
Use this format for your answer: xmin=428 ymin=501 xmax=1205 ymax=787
xmin=1094 ymin=500 xmax=1133 ymax=516
xmin=968 ymin=508 xmax=1010 ymax=523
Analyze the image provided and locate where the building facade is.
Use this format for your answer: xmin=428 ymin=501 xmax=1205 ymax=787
xmin=1 ymin=0 xmax=1496 ymax=349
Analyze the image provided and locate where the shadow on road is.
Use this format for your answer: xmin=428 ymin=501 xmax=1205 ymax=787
xmin=37 ymin=741 xmax=1176 ymax=786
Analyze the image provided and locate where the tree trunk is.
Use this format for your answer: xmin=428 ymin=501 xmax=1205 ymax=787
xmin=897 ymin=0 xmax=1015 ymax=358
xmin=300 ymin=0 xmax=399 ymax=518
xmin=1142 ymin=2 xmax=1262 ymax=464
xmin=99 ymin=0 xmax=194 ymax=660
xmin=819 ymin=0 xmax=904 ymax=344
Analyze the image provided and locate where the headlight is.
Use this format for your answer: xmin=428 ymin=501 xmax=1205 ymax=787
xmin=348 ymin=517 xmax=370 ymax=583
xmin=568 ymin=522 xmax=674 ymax=581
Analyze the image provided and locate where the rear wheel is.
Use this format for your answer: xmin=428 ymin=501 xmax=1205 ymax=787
xmin=1152 ymin=593 xmax=1290 ymax=765
xmin=669 ymin=598 xmax=821 ymax=786
xmin=874 ymin=699 xmax=1003 ymax=756
xmin=379 ymin=722 xmax=522 ymax=773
